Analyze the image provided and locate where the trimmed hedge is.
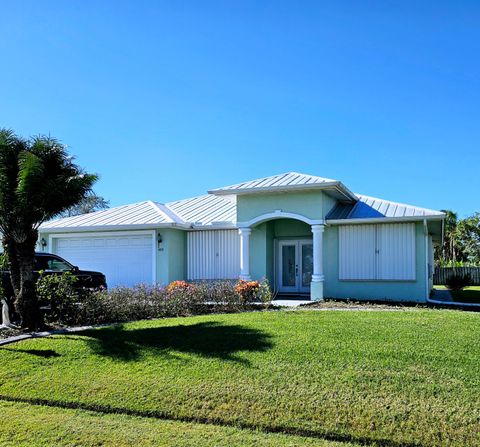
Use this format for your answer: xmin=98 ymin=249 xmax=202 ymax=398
xmin=36 ymin=275 xmax=272 ymax=326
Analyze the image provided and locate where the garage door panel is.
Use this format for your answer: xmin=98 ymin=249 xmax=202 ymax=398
xmin=54 ymin=234 xmax=153 ymax=288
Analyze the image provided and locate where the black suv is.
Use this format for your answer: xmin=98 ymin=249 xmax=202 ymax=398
xmin=1 ymin=252 xmax=107 ymax=300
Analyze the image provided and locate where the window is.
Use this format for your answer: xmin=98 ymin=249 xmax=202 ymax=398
xmin=34 ymin=255 xmax=73 ymax=272
xmin=339 ymin=223 xmax=416 ymax=281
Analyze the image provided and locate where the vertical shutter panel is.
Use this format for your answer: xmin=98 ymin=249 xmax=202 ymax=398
xmin=339 ymin=225 xmax=376 ymax=280
xmin=187 ymin=230 xmax=240 ymax=280
xmin=339 ymin=223 xmax=416 ymax=281
xmin=377 ymin=223 xmax=415 ymax=280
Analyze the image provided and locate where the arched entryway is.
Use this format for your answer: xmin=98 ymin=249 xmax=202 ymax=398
xmin=237 ymin=211 xmax=325 ymax=301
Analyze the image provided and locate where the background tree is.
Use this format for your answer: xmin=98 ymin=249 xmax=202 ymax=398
xmin=435 ymin=209 xmax=480 ymax=267
xmin=0 ymin=129 xmax=97 ymax=329
xmin=436 ymin=210 xmax=460 ymax=264
xmin=456 ymin=213 xmax=480 ymax=264
xmin=60 ymin=193 xmax=109 ymax=217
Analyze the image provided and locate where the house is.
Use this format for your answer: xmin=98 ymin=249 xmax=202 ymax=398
xmin=39 ymin=172 xmax=445 ymax=303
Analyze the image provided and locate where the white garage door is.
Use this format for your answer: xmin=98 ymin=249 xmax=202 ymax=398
xmin=54 ymin=233 xmax=154 ymax=287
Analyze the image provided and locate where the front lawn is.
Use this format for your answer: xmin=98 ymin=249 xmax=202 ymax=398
xmin=0 ymin=310 xmax=478 ymax=446
xmin=0 ymin=400 xmax=352 ymax=447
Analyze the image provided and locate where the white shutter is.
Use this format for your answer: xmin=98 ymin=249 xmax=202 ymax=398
xmin=339 ymin=223 xmax=416 ymax=281
xmin=339 ymin=225 xmax=377 ymax=280
xmin=187 ymin=230 xmax=240 ymax=280
xmin=377 ymin=223 xmax=416 ymax=280
xmin=187 ymin=231 xmax=216 ymax=280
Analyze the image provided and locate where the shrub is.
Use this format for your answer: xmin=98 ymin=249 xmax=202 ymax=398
xmin=235 ymin=280 xmax=260 ymax=303
xmin=445 ymin=273 xmax=472 ymax=291
xmin=234 ymin=279 xmax=272 ymax=306
xmin=256 ymin=278 xmax=273 ymax=305
xmin=76 ymin=285 xmax=167 ymax=325
xmin=36 ymin=271 xmax=81 ymax=324
xmin=36 ymin=275 xmax=272 ymax=327
xmin=166 ymin=280 xmax=196 ymax=294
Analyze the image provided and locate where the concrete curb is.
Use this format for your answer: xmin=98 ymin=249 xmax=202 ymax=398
xmin=0 ymin=324 xmax=104 ymax=347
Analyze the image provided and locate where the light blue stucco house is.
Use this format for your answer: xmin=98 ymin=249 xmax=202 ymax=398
xmin=39 ymin=172 xmax=445 ymax=303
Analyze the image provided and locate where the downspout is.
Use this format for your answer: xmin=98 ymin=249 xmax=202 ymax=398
xmin=423 ymin=219 xmax=429 ymax=301
xmin=272 ymin=237 xmax=278 ymax=298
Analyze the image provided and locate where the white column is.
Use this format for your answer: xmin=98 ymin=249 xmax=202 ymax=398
xmin=311 ymin=224 xmax=325 ymax=300
xmin=238 ymin=227 xmax=252 ymax=280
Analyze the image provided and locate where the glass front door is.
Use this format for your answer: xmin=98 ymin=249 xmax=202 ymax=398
xmin=278 ymin=240 xmax=313 ymax=294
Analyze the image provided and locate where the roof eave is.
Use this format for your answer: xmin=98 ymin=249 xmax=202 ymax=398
xmin=39 ymin=222 xmax=192 ymax=233
xmin=190 ymin=223 xmax=237 ymax=230
xmin=209 ymin=181 xmax=358 ymax=201
xmin=326 ymin=215 xmax=446 ymax=225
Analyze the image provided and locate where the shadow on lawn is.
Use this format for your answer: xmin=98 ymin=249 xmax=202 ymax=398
xmin=77 ymin=321 xmax=273 ymax=363
xmin=1 ymin=348 xmax=60 ymax=358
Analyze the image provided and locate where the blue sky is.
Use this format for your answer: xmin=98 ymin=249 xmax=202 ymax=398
xmin=1 ymin=1 xmax=478 ymax=216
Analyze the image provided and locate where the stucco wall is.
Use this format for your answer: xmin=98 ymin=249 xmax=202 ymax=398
xmin=249 ymin=223 xmax=270 ymax=281
xmin=323 ymin=222 xmax=428 ymax=303
xmin=156 ymin=228 xmax=186 ymax=285
xmin=237 ymin=190 xmax=326 ymax=222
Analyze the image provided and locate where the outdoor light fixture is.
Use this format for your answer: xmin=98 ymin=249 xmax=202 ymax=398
xmin=157 ymin=234 xmax=163 ymax=250
xmin=40 ymin=238 xmax=47 ymax=250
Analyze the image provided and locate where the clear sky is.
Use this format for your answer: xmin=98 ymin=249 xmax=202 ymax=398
xmin=1 ymin=1 xmax=478 ymax=216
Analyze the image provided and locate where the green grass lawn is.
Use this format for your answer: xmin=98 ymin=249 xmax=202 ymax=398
xmin=435 ymin=285 xmax=480 ymax=303
xmin=0 ymin=400 xmax=355 ymax=447
xmin=0 ymin=309 xmax=479 ymax=447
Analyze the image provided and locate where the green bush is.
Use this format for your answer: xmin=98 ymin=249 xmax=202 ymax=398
xmin=445 ymin=273 xmax=472 ymax=291
xmin=36 ymin=271 xmax=81 ymax=324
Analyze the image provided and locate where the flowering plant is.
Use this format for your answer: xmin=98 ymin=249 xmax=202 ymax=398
xmin=166 ymin=280 xmax=196 ymax=294
xmin=234 ymin=280 xmax=260 ymax=303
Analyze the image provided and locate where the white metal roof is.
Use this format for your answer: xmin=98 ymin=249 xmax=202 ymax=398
xmin=40 ymin=201 xmax=187 ymax=231
xmin=326 ymin=194 xmax=445 ymax=221
xmin=40 ymin=172 xmax=444 ymax=232
xmin=167 ymin=194 xmax=236 ymax=227
xmin=39 ymin=196 xmax=237 ymax=231
xmin=208 ymin=171 xmax=357 ymax=201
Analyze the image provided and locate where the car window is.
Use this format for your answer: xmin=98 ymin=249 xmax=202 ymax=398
xmin=47 ymin=258 xmax=72 ymax=271
xmin=35 ymin=256 xmax=72 ymax=272
xmin=34 ymin=257 xmax=50 ymax=271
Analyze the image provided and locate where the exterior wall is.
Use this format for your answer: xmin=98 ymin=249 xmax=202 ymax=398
xmin=323 ymin=221 xmax=428 ymax=303
xmin=322 ymin=193 xmax=338 ymax=217
xmin=156 ymin=228 xmax=186 ymax=285
xmin=237 ymin=190 xmax=327 ymax=223
xmin=249 ymin=223 xmax=270 ymax=282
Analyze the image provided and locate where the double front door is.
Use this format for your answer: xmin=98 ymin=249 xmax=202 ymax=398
xmin=278 ymin=240 xmax=313 ymax=294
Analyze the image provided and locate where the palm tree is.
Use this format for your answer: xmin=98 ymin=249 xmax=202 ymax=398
xmin=442 ymin=210 xmax=459 ymax=263
xmin=0 ymin=129 xmax=97 ymax=329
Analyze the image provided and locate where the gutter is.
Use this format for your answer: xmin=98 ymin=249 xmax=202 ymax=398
xmin=326 ymin=215 xmax=445 ymax=225
xmin=39 ymin=222 xmax=192 ymax=233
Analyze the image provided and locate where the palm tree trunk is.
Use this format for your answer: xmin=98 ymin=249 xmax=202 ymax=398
xmin=3 ymin=236 xmax=20 ymax=296
xmin=2 ymin=236 xmax=20 ymax=323
xmin=14 ymin=230 xmax=42 ymax=330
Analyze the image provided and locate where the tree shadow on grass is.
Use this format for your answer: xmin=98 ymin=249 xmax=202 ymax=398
xmin=0 ymin=348 xmax=60 ymax=358
xmin=77 ymin=321 xmax=273 ymax=364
